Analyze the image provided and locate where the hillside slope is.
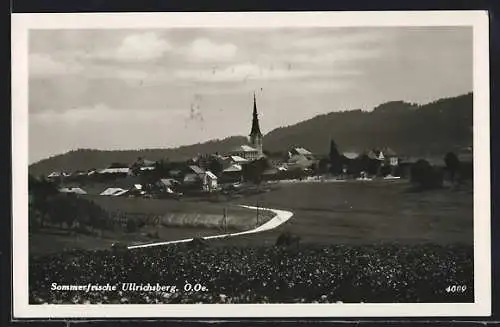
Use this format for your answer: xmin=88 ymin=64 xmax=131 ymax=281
xmin=263 ymin=93 xmax=472 ymax=155
xmin=29 ymin=93 xmax=472 ymax=176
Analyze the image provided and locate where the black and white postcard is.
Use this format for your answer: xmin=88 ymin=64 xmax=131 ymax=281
xmin=11 ymin=11 xmax=491 ymax=318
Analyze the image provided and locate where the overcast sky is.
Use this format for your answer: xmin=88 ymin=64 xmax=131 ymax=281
xmin=28 ymin=27 xmax=472 ymax=163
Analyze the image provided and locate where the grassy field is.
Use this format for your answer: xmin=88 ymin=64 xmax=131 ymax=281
xmin=29 ymin=179 xmax=474 ymax=303
xmin=29 ymin=179 xmax=473 ymax=255
xmin=29 ymin=195 xmax=272 ymax=256
xmin=210 ymin=179 xmax=473 ymax=247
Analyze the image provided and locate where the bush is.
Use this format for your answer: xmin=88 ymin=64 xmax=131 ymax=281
xmin=275 ymin=231 xmax=301 ymax=248
xmin=126 ymin=219 xmax=139 ymax=233
xmin=410 ymin=160 xmax=443 ymax=190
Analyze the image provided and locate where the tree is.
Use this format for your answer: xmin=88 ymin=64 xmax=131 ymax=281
xmin=444 ymin=152 xmax=461 ymax=181
xmin=243 ymin=157 xmax=269 ymax=184
xmin=126 ymin=218 xmax=139 ymax=233
xmin=328 ymin=139 xmax=342 ymax=175
xmin=410 ymin=159 xmax=443 ymax=190
xmin=317 ymin=158 xmax=330 ymax=174
xmin=208 ymin=157 xmax=223 ymax=176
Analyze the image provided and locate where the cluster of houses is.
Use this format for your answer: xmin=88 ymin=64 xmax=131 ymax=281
xmin=43 ymin=94 xmax=403 ymax=198
xmin=46 ymin=144 xmax=401 ymax=199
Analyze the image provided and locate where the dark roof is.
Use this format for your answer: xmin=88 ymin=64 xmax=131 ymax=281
xmin=250 ymin=93 xmax=262 ymax=137
xmin=159 ymin=178 xmax=180 ymax=187
xmin=382 ymin=147 xmax=397 ymax=157
xmin=188 ymin=165 xmax=205 ymax=175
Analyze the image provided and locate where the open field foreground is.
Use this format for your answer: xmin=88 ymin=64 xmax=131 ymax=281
xmin=29 ymin=179 xmax=473 ymax=256
xmin=30 ymin=243 xmax=473 ymax=304
xmin=208 ymin=179 xmax=474 ymax=246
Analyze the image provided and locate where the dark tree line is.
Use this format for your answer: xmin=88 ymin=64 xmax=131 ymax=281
xmin=29 ymin=175 xmax=112 ymax=233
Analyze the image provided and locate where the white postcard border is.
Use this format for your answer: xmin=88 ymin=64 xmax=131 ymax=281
xmin=11 ymin=11 xmax=491 ymax=318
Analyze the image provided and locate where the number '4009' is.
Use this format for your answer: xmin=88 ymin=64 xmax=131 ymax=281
xmin=446 ymin=285 xmax=467 ymax=293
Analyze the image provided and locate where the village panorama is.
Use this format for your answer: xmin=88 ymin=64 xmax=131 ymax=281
xmin=28 ymin=91 xmax=474 ymax=306
xmin=24 ymin=26 xmax=476 ymax=308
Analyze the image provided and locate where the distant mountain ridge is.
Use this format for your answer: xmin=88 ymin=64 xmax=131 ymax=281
xmin=29 ymin=93 xmax=473 ymax=176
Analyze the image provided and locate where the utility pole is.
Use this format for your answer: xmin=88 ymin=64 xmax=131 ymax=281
xmin=223 ymin=207 xmax=227 ymax=233
xmin=256 ymin=199 xmax=259 ymax=227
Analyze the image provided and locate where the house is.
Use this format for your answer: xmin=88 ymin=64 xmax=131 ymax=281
xmin=157 ymin=178 xmax=181 ymax=194
xmin=229 ymin=145 xmax=260 ymax=161
xmin=343 ymin=152 xmax=360 ymax=160
xmin=289 ymin=147 xmax=315 ymax=160
xmin=227 ymin=155 xmax=249 ymax=165
xmin=100 ymin=188 xmax=129 ymax=196
xmin=59 ymin=187 xmax=87 ymax=195
xmin=287 ymin=154 xmax=315 ymax=171
xmin=98 ymin=167 xmax=131 ymax=175
xmin=220 ymin=164 xmax=243 ymax=184
xmin=47 ymin=171 xmax=70 ymax=179
xmin=202 ymin=171 xmax=218 ymax=192
xmin=380 ymin=147 xmax=399 ymax=166
xmin=182 ymin=165 xmax=219 ymax=192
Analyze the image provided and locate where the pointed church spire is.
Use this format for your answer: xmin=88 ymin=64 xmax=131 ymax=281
xmin=250 ymin=92 xmax=262 ymax=137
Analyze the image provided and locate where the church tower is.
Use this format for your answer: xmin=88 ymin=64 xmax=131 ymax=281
xmin=249 ymin=92 xmax=263 ymax=157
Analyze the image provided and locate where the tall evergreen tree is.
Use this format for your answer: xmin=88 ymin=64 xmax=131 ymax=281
xmin=329 ymin=139 xmax=342 ymax=175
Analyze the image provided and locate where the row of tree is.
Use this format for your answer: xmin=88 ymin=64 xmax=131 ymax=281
xmin=29 ymin=175 xmax=113 ymax=233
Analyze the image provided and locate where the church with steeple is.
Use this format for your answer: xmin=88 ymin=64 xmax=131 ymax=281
xmin=228 ymin=93 xmax=264 ymax=161
xmin=249 ymin=92 xmax=263 ymax=157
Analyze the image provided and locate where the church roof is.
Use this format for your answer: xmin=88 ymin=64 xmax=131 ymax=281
xmin=250 ymin=93 xmax=262 ymax=137
xmin=232 ymin=145 xmax=258 ymax=153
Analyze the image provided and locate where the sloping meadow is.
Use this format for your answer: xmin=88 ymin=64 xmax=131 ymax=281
xmin=84 ymin=195 xmax=274 ymax=231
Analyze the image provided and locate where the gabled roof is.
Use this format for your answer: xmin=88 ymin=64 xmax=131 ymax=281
xmin=142 ymin=159 xmax=156 ymax=166
xmin=183 ymin=173 xmax=200 ymax=183
xmin=223 ymin=164 xmax=243 ymax=172
xmin=188 ymin=165 xmax=205 ymax=175
xmin=343 ymin=152 xmax=359 ymax=159
xmin=59 ymin=187 xmax=87 ymax=195
xmin=381 ymin=147 xmax=397 ymax=157
xmin=100 ymin=188 xmax=129 ymax=196
xmin=292 ymin=147 xmax=312 ymax=156
xmin=98 ymin=168 xmax=130 ymax=174
xmin=159 ymin=178 xmax=180 ymax=187
xmin=232 ymin=145 xmax=258 ymax=153
xmin=229 ymin=155 xmax=248 ymax=163
xmin=204 ymin=171 xmax=218 ymax=179
xmin=288 ymin=154 xmax=313 ymax=164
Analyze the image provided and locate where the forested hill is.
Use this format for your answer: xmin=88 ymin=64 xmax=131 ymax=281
xmin=263 ymin=92 xmax=473 ymax=155
xmin=29 ymin=136 xmax=247 ymax=177
xmin=29 ymin=93 xmax=472 ymax=176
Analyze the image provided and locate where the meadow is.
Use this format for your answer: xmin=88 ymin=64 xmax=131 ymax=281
xmin=29 ymin=178 xmax=473 ymax=256
xmin=206 ymin=179 xmax=473 ymax=247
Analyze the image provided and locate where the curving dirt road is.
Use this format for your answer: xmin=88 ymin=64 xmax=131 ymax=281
xmin=127 ymin=205 xmax=294 ymax=250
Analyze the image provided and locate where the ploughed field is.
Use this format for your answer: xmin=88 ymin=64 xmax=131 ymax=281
xmin=30 ymin=243 xmax=473 ymax=304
